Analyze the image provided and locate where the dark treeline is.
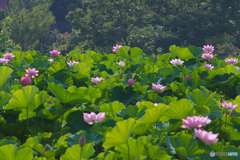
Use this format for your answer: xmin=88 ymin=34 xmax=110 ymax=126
xmin=0 ymin=0 xmax=240 ymax=56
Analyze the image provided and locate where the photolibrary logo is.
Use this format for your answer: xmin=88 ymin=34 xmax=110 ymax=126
xmin=210 ymin=151 xmax=238 ymax=157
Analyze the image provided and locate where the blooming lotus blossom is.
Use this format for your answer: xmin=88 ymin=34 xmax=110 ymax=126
xmin=83 ymin=112 xmax=105 ymax=125
xmin=154 ymin=103 xmax=158 ymax=107
xmin=203 ymin=64 xmax=214 ymax=70
xmin=118 ymin=61 xmax=125 ymax=67
xmin=152 ymin=83 xmax=165 ymax=92
xmin=127 ymin=79 xmax=135 ymax=85
xmin=25 ymin=68 xmax=39 ymax=78
xmin=170 ymin=59 xmax=184 ymax=65
xmin=67 ymin=61 xmax=79 ymax=67
xmin=185 ymin=75 xmax=191 ymax=80
xmin=48 ymin=59 xmax=54 ymax=62
xmin=91 ymin=77 xmax=103 ymax=84
xmin=221 ymin=101 xmax=238 ymax=110
xmin=0 ymin=58 xmax=9 ymax=64
xmin=3 ymin=53 xmax=15 ymax=60
xmin=201 ymin=53 xmax=214 ymax=60
xmin=181 ymin=116 xmax=211 ymax=129
xmin=113 ymin=45 xmax=122 ymax=53
xmin=194 ymin=128 xmax=219 ymax=144
xmin=225 ymin=58 xmax=238 ymax=65
xmin=20 ymin=76 xmax=31 ymax=86
xmin=50 ymin=49 xmax=61 ymax=58
xmin=202 ymin=45 xmax=214 ymax=53
xmin=136 ymin=101 xmax=140 ymax=105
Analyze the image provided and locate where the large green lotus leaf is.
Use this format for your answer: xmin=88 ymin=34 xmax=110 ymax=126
xmin=166 ymin=134 xmax=207 ymax=159
xmin=100 ymin=101 xmax=125 ymax=119
xmin=0 ymin=91 xmax=11 ymax=109
xmin=61 ymin=143 xmax=95 ymax=160
xmin=161 ymin=99 xmax=195 ymax=121
xmin=0 ymin=144 xmax=33 ymax=160
xmin=48 ymin=62 xmax=66 ymax=75
xmin=186 ymin=89 xmax=221 ymax=119
xmin=210 ymin=142 xmax=239 ymax=160
xmin=103 ymin=118 xmax=136 ymax=150
xmin=0 ymin=66 xmax=13 ymax=87
xmin=132 ymin=123 xmax=152 ymax=135
xmin=3 ymin=86 xmax=40 ymax=110
xmin=117 ymin=105 xmax=138 ymax=119
xmin=169 ymin=45 xmax=194 ymax=60
xmin=170 ymin=81 xmax=189 ymax=95
xmin=137 ymin=104 xmax=169 ymax=124
xmin=158 ymin=66 xmax=180 ymax=83
xmin=207 ymin=65 xmax=240 ymax=79
xmin=97 ymin=151 xmax=119 ymax=160
xmin=233 ymin=96 xmax=240 ymax=113
xmin=117 ymin=46 xmax=131 ymax=59
xmin=183 ymin=79 xmax=206 ymax=89
xmin=88 ymin=51 xmax=103 ymax=62
xmin=73 ymin=54 xmax=94 ymax=68
xmin=12 ymin=51 xmax=25 ymax=67
xmin=72 ymin=62 xmax=91 ymax=78
xmin=188 ymin=46 xmax=203 ymax=58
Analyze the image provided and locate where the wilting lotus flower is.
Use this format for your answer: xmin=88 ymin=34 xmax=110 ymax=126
xmin=152 ymin=83 xmax=165 ymax=92
xmin=154 ymin=103 xmax=158 ymax=107
xmin=20 ymin=76 xmax=31 ymax=86
xmin=83 ymin=112 xmax=105 ymax=125
xmin=201 ymin=53 xmax=214 ymax=60
xmin=181 ymin=116 xmax=211 ymax=129
xmin=170 ymin=59 xmax=184 ymax=65
xmin=50 ymin=49 xmax=61 ymax=58
xmin=25 ymin=68 xmax=39 ymax=78
xmin=225 ymin=58 xmax=238 ymax=65
xmin=91 ymin=77 xmax=103 ymax=84
xmin=0 ymin=58 xmax=9 ymax=64
xmin=194 ymin=128 xmax=219 ymax=144
xmin=113 ymin=45 xmax=122 ymax=53
xmin=118 ymin=61 xmax=125 ymax=67
xmin=221 ymin=101 xmax=238 ymax=110
xmin=128 ymin=79 xmax=135 ymax=85
xmin=202 ymin=45 xmax=214 ymax=53
xmin=185 ymin=75 xmax=191 ymax=80
xmin=67 ymin=61 xmax=79 ymax=67
xmin=3 ymin=53 xmax=15 ymax=60
xmin=48 ymin=59 xmax=54 ymax=62
xmin=203 ymin=64 xmax=214 ymax=70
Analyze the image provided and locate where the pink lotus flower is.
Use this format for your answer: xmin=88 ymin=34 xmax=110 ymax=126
xmin=50 ymin=49 xmax=61 ymax=58
xmin=152 ymin=83 xmax=165 ymax=92
xmin=67 ymin=61 xmax=79 ymax=67
xmin=83 ymin=112 xmax=105 ymax=125
xmin=181 ymin=116 xmax=211 ymax=129
xmin=25 ymin=68 xmax=39 ymax=78
xmin=203 ymin=64 xmax=214 ymax=70
xmin=136 ymin=101 xmax=140 ymax=105
xmin=48 ymin=59 xmax=54 ymax=62
xmin=185 ymin=75 xmax=191 ymax=80
xmin=202 ymin=45 xmax=214 ymax=53
xmin=225 ymin=58 xmax=238 ymax=65
xmin=194 ymin=128 xmax=219 ymax=144
xmin=91 ymin=77 xmax=103 ymax=84
xmin=0 ymin=58 xmax=9 ymax=64
xmin=170 ymin=59 xmax=184 ymax=65
xmin=221 ymin=101 xmax=238 ymax=110
xmin=20 ymin=76 xmax=31 ymax=86
xmin=236 ymin=66 xmax=240 ymax=70
xmin=127 ymin=79 xmax=135 ymax=85
xmin=154 ymin=103 xmax=158 ymax=107
xmin=201 ymin=53 xmax=214 ymax=60
xmin=3 ymin=53 xmax=15 ymax=60
xmin=118 ymin=61 xmax=125 ymax=67
xmin=113 ymin=45 xmax=122 ymax=53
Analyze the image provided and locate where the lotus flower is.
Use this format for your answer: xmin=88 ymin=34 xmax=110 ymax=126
xmin=185 ymin=75 xmax=191 ymax=80
xmin=0 ymin=58 xmax=9 ymax=64
xmin=20 ymin=76 xmax=31 ymax=86
xmin=91 ymin=77 xmax=103 ymax=84
xmin=3 ymin=53 xmax=15 ymax=60
xmin=181 ymin=116 xmax=211 ymax=129
xmin=113 ymin=45 xmax=122 ymax=53
xmin=194 ymin=128 xmax=219 ymax=144
xmin=170 ymin=59 xmax=184 ymax=65
xmin=136 ymin=101 xmax=140 ymax=105
xmin=221 ymin=101 xmax=238 ymax=110
xmin=48 ymin=59 xmax=54 ymax=62
xmin=236 ymin=66 xmax=240 ymax=70
xmin=154 ymin=55 xmax=157 ymax=62
xmin=225 ymin=58 xmax=238 ymax=65
xmin=152 ymin=83 xmax=165 ymax=92
xmin=67 ymin=61 xmax=79 ymax=67
xmin=25 ymin=68 xmax=39 ymax=78
xmin=127 ymin=79 xmax=135 ymax=85
xmin=202 ymin=45 xmax=214 ymax=53
xmin=118 ymin=61 xmax=125 ymax=67
xmin=83 ymin=112 xmax=105 ymax=125
xmin=201 ymin=53 xmax=214 ymax=60
xmin=50 ymin=49 xmax=61 ymax=58
xmin=203 ymin=64 xmax=214 ymax=70
xmin=154 ymin=103 xmax=158 ymax=107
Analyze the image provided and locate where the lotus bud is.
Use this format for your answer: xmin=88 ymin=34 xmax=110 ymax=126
xmin=79 ymin=135 xmax=86 ymax=147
